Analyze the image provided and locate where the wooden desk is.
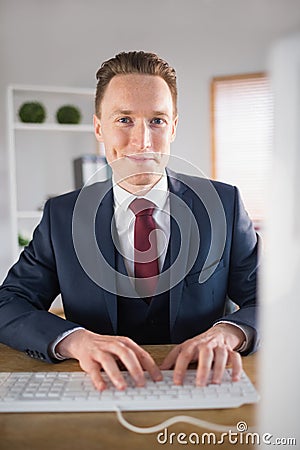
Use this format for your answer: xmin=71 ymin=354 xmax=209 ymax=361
xmin=0 ymin=344 xmax=258 ymax=450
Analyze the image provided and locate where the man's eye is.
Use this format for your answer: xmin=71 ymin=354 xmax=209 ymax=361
xmin=118 ymin=117 xmax=131 ymax=124
xmin=151 ymin=118 xmax=165 ymax=125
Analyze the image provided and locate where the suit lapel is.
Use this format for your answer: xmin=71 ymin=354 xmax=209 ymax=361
xmin=94 ymin=180 xmax=141 ymax=332
xmin=94 ymin=182 xmax=118 ymax=333
xmin=166 ymin=171 xmax=194 ymax=332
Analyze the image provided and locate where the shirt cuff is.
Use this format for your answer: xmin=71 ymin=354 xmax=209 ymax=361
xmin=49 ymin=327 xmax=85 ymax=360
xmin=213 ymin=321 xmax=254 ymax=353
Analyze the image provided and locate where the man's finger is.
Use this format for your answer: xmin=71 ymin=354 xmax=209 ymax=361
xmin=228 ymin=350 xmax=243 ymax=381
xmin=99 ymin=340 xmax=146 ymax=387
xmin=135 ymin=347 xmax=163 ymax=381
xmin=97 ymin=351 xmax=128 ymax=389
xmin=118 ymin=337 xmax=162 ymax=381
xmin=80 ymin=360 xmax=107 ymax=391
xmin=195 ymin=345 xmax=214 ymax=386
xmin=172 ymin=345 xmax=196 ymax=385
xmin=159 ymin=345 xmax=182 ymax=370
xmin=211 ymin=346 xmax=228 ymax=384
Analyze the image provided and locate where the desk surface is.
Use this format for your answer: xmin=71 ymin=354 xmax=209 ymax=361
xmin=0 ymin=343 xmax=258 ymax=450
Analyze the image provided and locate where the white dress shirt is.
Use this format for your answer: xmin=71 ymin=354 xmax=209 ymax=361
xmin=113 ymin=172 xmax=170 ymax=275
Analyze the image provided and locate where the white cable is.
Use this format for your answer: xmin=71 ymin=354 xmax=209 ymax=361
xmin=115 ymin=406 xmax=235 ymax=434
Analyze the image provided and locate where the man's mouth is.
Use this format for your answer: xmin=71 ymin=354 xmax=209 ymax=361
xmin=126 ymin=154 xmax=158 ymax=162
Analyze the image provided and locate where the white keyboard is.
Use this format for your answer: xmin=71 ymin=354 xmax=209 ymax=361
xmin=0 ymin=369 xmax=259 ymax=412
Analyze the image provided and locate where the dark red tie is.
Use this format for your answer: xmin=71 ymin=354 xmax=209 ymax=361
xmin=129 ymin=198 xmax=159 ymax=299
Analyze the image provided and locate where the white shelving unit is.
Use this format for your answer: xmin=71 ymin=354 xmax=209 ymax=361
xmin=7 ymin=84 xmax=100 ymax=261
xmin=14 ymin=123 xmax=94 ymax=132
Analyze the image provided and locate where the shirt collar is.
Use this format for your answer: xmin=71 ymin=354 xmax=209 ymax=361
xmin=113 ymin=171 xmax=169 ymax=212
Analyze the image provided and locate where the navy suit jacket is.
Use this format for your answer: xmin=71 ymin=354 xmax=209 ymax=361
xmin=0 ymin=170 xmax=259 ymax=362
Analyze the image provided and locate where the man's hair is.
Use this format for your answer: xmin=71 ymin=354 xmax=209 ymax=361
xmin=95 ymin=51 xmax=177 ymax=117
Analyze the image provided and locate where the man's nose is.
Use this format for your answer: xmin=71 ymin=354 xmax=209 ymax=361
xmin=131 ymin=121 xmax=151 ymax=150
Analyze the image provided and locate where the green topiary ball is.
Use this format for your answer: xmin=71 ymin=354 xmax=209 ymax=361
xmin=18 ymin=102 xmax=46 ymax=123
xmin=18 ymin=233 xmax=30 ymax=247
xmin=56 ymin=105 xmax=81 ymax=124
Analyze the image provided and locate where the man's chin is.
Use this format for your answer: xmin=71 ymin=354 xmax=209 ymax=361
xmin=116 ymin=173 xmax=163 ymax=194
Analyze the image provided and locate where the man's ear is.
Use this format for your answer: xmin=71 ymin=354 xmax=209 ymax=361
xmin=93 ymin=114 xmax=103 ymax=142
xmin=170 ymin=115 xmax=178 ymax=143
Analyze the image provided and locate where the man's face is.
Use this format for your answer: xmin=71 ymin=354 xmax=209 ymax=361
xmin=94 ymin=74 xmax=178 ymax=193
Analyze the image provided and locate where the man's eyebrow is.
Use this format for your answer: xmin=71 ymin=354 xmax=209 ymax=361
xmin=109 ymin=110 xmax=171 ymax=119
xmin=152 ymin=111 xmax=171 ymax=117
xmin=110 ymin=109 xmax=133 ymax=119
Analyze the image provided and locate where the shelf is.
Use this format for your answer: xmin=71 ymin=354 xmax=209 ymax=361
xmin=17 ymin=211 xmax=43 ymax=219
xmin=14 ymin=123 xmax=94 ymax=132
xmin=10 ymin=84 xmax=94 ymax=96
xmin=8 ymin=84 xmax=97 ymax=260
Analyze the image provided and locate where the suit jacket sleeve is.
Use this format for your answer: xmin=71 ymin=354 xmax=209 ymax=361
xmin=0 ymin=200 xmax=82 ymax=362
xmin=216 ymin=186 xmax=260 ymax=354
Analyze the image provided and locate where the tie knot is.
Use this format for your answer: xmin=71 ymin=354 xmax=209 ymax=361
xmin=129 ymin=198 xmax=156 ymax=217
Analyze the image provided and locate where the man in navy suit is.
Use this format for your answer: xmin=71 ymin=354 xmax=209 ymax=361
xmin=0 ymin=51 xmax=259 ymax=391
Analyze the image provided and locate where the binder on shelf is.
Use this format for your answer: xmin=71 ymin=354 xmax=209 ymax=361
xmin=73 ymin=154 xmax=111 ymax=188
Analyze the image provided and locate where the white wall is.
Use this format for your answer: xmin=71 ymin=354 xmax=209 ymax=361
xmin=1 ymin=0 xmax=300 ymax=281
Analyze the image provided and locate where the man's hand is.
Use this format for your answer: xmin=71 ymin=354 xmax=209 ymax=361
xmin=160 ymin=323 xmax=244 ymax=386
xmin=56 ymin=329 xmax=162 ymax=390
